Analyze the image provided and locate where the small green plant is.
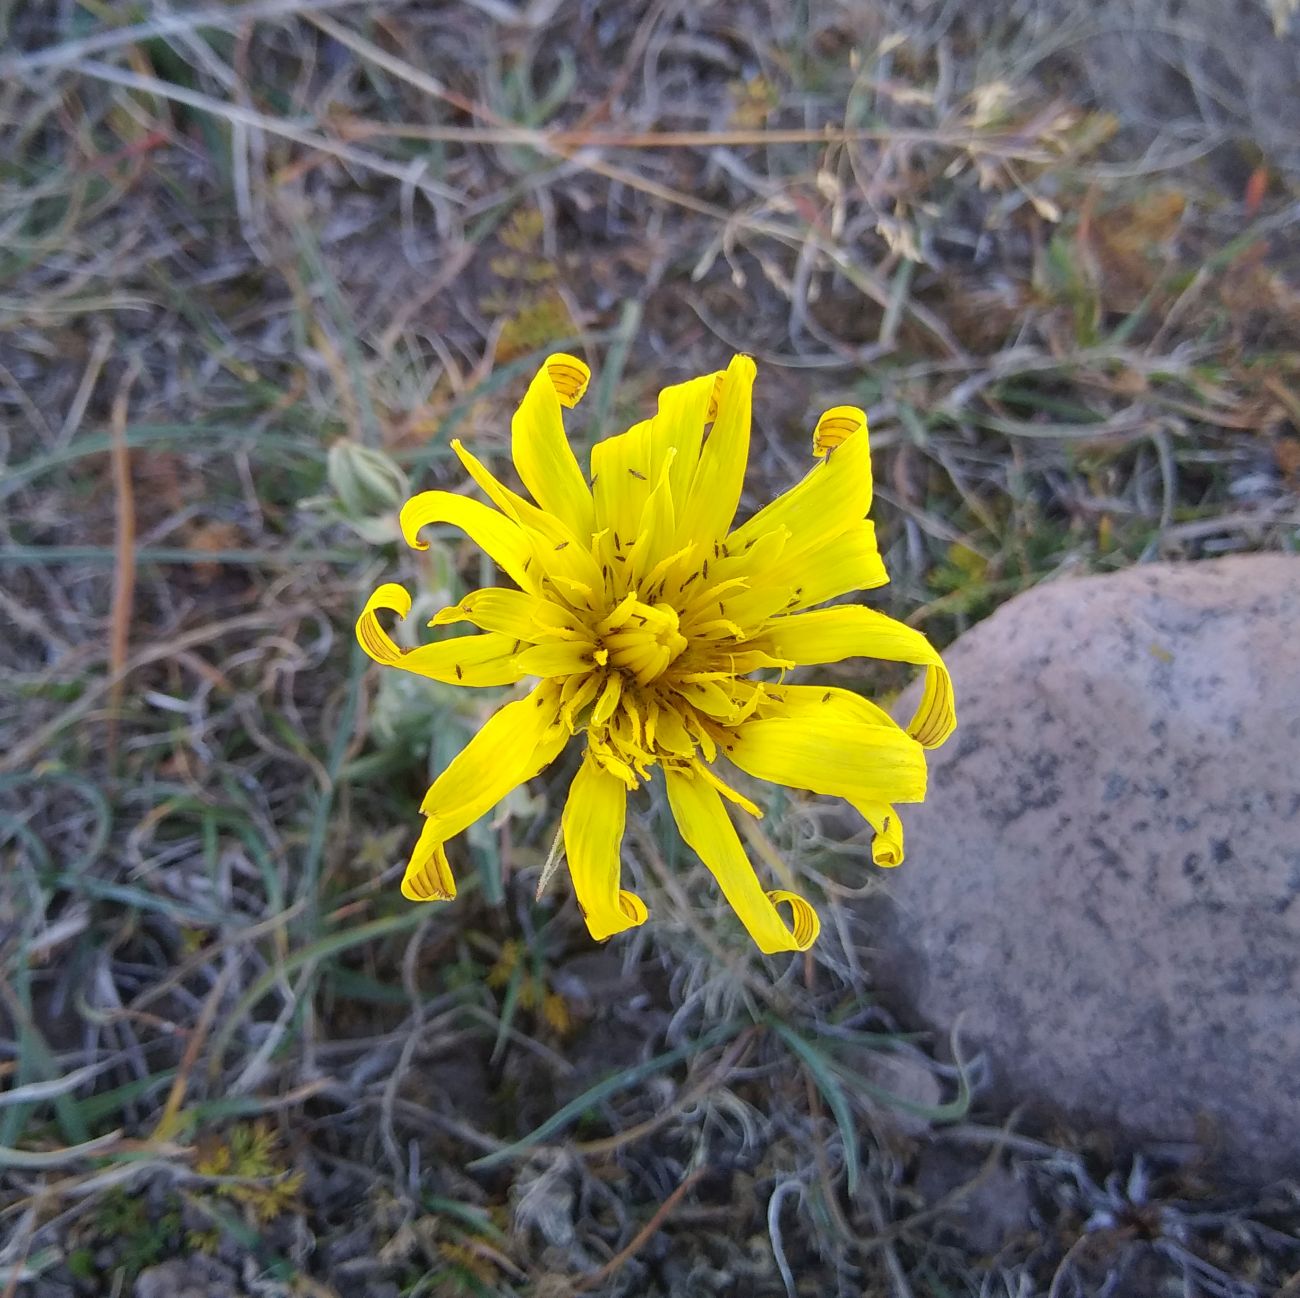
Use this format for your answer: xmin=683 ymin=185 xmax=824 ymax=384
xmin=83 ymin=1188 xmax=184 ymax=1278
xmin=487 ymin=938 xmax=573 ymax=1037
xmin=195 ymin=1120 xmax=304 ymax=1225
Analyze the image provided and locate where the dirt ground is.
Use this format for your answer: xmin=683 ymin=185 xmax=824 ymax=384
xmin=2 ymin=2 xmax=1299 ymax=1295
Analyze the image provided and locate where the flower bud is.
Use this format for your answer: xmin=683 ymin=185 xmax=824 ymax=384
xmin=328 ymin=441 xmax=409 ymax=523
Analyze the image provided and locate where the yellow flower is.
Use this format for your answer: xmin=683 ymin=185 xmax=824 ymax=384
xmin=357 ymin=354 xmax=955 ymax=953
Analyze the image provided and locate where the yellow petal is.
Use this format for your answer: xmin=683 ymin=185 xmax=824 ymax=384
xmin=658 ymin=370 xmax=725 ymax=506
xmin=451 ymin=439 xmax=604 ymax=593
xmin=562 ymin=755 xmax=648 ymax=941
xmin=399 ymin=491 xmax=535 ymax=591
xmin=672 ymin=677 xmax=742 ymax=721
xmin=726 ymin=424 xmax=872 ymax=566
xmin=559 ymin=671 xmax=603 ymax=732
xmin=588 ymin=371 xmax=721 ymax=558
xmin=846 ymin=798 xmax=905 ymax=867
xmin=512 ymin=354 xmax=594 ymax=538
xmin=758 ymin=683 xmax=899 ymax=728
xmin=726 ymin=687 xmax=928 ymax=806
xmin=451 ymin=436 xmax=535 ymax=518
xmin=418 ymin=683 xmax=568 ymax=838
xmin=676 ymin=354 xmax=755 ymax=546
xmin=709 ymin=648 xmax=794 ymax=674
xmin=709 ymin=526 xmax=792 ymax=628
xmin=631 ymin=450 xmax=678 ymax=578
xmin=765 ymin=520 xmax=888 ymax=613
xmin=401 ymin=825 xmax=457 ymax=901
xmin=588 ymin=739 xmax=639 ymax=790
xmin=513 ymin=639 xmax=596 ymax=678
xmin=760 ymin=606 xmax=955 ymax=748
xmin=692 ymin=761 xmax=763 ymax=818
xmin=356 ymin=582 xmax=414 ymax=666
xmin=356 ymin=583 xmax=524 ymax=685
xmin=429 ymin=587 xmax=563 ymax=642
xmin=664 ymin=766 xmax=818 ymax=953
xmin=591 ymin=418 xmax=654 ymax=541
xmin=591 ymin=672 xmax=623 ymax=726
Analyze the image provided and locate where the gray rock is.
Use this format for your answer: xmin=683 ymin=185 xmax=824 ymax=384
xmin=134 ymin=1257 xmax=240 ymax=1298
xmin=874 ymin=555 xmax=1300 ymax=1180
xmin=861 ymin=1048 xmax=944 ymax=1139
xmin=912 ymin=1149 xmax=1035 ymax=1256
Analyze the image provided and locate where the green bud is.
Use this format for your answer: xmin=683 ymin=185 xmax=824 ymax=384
xmin=327 ymin=441 xmax=409 ymax=523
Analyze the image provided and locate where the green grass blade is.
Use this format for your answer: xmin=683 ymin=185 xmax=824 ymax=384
xmin=773 ymin=1023 xmax=861 ymax=1195
xmin=468 ymin=1020 xmax=741 ymax=1170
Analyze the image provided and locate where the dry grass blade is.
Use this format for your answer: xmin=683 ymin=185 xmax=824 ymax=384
xmin=0 ymin=1132 xmax=126 ymax=1170
xmin=105 ymin=355 xmax=142 ymax=764
xmin=0 ymin=0 xmax=397 ymax=76
xmin=149 ymin=963 xmax=239 ymax=1142
xmin=573 ymin=1167 xmax=708 ymax=1292
xmin=70 ymin=60 xmax=462 ymax=203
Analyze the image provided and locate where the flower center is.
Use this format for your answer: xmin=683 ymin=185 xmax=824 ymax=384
xmin=596 ymin=594 xmax=688 ymax=686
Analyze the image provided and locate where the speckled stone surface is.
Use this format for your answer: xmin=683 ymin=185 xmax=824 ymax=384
xmin=873 ymin=555 xmax=1300 ymax=1180
xmin=134 ymin=1258 xmax=242 ymax=1298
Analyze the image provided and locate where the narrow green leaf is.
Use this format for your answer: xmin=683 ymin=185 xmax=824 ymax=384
xmin=468 ymin=1021 xmax=741 ymax=1170
xmin=773 ymin=1023 xmax=861 ymax=1195
xmin=210 ymin=908 xmax=426 ymax=1069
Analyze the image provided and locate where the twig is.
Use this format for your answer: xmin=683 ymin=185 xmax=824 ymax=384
xmin=573 ymin=1028 xmax=757 ymax=1157
xmin=106 ymin=354 xmax=142 ymax=763
xmin=150 ymin=961 xmax=238 ymax=1142
xmin=574 ymin=1166 xmax=706 ymax=1291
xmin=0 ymin=0 xmax=397 ymax=76
xmin=70 ymin=60 xmax=461 ymax=204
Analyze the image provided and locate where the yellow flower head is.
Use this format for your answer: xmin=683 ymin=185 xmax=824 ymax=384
xmin=357 ymin=354 xmax=955 ymax=953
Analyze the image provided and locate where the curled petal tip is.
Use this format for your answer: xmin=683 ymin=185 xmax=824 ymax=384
xmin=813 ymin=406 xmax=868 ymax=457
xmin=766 ymin=890 xmax=820 ymax=951
xmin=401 ymin=835 xmax=457 ymax=902
xmin=543 ymin=353 xmax=591 ymax=407
xmin=586 ymin=889 xmax=650 ymax=941
xmin=356 ymin=583 xmax=414 ymax=666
